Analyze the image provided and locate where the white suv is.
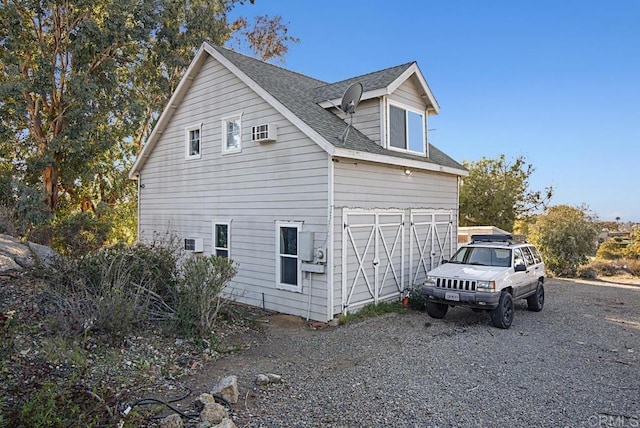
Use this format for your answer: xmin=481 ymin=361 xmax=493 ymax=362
xmin=421 ymin=234 xmax=545 ymax=329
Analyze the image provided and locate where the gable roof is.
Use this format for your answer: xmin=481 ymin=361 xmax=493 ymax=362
xmin=129 ymin=42 xmax=466 ymax=179
xmin=314 ymin=62 xmax=440 ymax=114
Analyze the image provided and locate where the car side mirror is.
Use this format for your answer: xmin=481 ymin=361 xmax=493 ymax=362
xmin=514 ymin=264 xmax=527 ymax=272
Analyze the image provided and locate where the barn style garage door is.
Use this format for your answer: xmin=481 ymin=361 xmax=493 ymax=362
xmin=341 ymin=210 xmax=405 ymax=312
xmin=409 ymin=210 xmax=454 ymax=288
xmin=340 ymin=208 xmax=455 ymax=314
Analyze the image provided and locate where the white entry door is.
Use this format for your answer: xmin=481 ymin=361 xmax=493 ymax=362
xmin=341 ymin=209 xmax=404 ymax=313
xmin=409 ymin=210 xmax=454 ymax=288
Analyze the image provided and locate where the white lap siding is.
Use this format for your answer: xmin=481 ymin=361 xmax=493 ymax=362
xmin=138 ymin=56 xmax=330 ymax=321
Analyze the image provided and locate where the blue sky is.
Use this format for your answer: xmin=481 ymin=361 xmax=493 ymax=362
xmin=229 ymin=0 xmax=640 ymax=222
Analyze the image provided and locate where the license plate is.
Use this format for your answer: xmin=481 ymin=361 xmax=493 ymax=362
xmin=445 ymin=291 xmax=460 ymax=301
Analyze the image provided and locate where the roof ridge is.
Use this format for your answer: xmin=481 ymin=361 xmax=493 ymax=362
xmin=314 ymin=61 xmax=416 ymax=90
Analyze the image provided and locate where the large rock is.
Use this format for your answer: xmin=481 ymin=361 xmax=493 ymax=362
xmin=0 ymin=234 xmax=57 ymax=272
xmin=0 ymin=254 xmax=21 ymax=273
xmin=211 ymin=375 xmax=239 ymax=404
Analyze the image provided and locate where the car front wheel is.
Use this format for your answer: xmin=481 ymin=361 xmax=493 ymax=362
xmin=426 ymin=302 xmax=448 ymax=319
xmin=491 ymin=291 xmax=514 ymax=329
xmin=527 ymin=282 xmax=544 ymax=312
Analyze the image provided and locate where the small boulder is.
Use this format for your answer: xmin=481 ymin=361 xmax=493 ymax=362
xmin=195 ymin=393 xmax=217 ymax=412
xmin=254 ymin=374 xmax=270 ymax=385
xmin=159 ymin=414 xmax=183 ymax=428
xmin=199 ymin=402 xmax=228 ymax=424
xmin=211 ymin=375 xmax=239 ymax=404
xmin=266 ymin=373 xmax=282 ymax=384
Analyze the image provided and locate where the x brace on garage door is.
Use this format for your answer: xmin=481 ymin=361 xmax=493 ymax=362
xmin=341 ymin=209 xmax=405 ymax=313
xmin=409 ymin=210 xmax=454 ymax=288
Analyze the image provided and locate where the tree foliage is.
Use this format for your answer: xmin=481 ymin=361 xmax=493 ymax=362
xmin=528 ymin=205 xmax=599 ymax=277
xmin=0 ymin=0 xmax=298 ymax=248
xmin=459 ymin=155 xmax=553 ymax=232
xmin=596 ymin=227 xmax=640 ymax=260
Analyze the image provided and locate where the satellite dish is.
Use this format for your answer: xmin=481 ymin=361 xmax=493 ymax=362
xmin=338 ymin=82 xmax=363 ymax=143
xmin=340 ymin=82 xmax=363 ymax=114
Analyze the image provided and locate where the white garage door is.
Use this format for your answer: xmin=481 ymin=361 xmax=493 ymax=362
xmin=341 ymin=209 xmax=404 ymax=312
xmin=409 ymin=209 xmax=454 ymax=287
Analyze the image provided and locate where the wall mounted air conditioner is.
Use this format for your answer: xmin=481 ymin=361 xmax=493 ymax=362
xmin=184 ymin=238 xmax=203 ymax=253
xmin=251 ymin=123 xmax=277 ymax=143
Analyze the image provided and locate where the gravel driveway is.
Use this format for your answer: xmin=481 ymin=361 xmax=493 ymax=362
xmin=194 ymin=278 xmax=640 ymax=428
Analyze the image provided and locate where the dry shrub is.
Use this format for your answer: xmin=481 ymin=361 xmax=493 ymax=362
xmin=586 ymin=258 xmax=640 ymax=278
xmin=38 ymin=241 xmax=180 ymax=339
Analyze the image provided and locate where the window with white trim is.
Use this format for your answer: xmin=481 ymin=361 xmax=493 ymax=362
xmin=222 ymin=114 xmax=242 ymax=154
xmin=388 ymin=102 xmax=426 ymax=155
xmin=185 ymin=123 xmax=202 ymax=159
xmin=276 ymin=221 xmax=301 ymax=292
xmin=213 ymin=221 xmax=230 ymax=258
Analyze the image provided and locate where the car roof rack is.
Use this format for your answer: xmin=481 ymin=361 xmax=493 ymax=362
xmin=470 ymin=234 xmax=514 ymax=244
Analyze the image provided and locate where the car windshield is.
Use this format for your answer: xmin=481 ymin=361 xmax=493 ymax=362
xmin=450 ymin=247 xmax=512 ymax=267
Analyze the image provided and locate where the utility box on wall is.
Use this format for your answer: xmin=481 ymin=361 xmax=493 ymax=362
xmin=299 ymin=232 xmax=315 ymax=262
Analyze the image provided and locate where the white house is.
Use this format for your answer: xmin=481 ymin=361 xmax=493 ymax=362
xmin=129 ymin=42 xmax=468 ymax=322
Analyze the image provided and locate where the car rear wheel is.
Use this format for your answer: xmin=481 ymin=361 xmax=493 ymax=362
xmin=527 ymin=282 xmax=544 ymax=312
xmin=491 ymin=291 xmax=514 ymax=329
xmin=426 ymin=302 xmax=448 ymax=319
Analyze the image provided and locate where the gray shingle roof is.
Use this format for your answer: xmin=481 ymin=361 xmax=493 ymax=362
xmin=312 ymin=62 xmax=415 ymax=102
xmin=210 ymin=45 xmax=465 ymax=172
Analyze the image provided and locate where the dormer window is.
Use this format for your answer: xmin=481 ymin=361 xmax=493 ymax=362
xmin=388 ymin=102 xmax=426 ymax=155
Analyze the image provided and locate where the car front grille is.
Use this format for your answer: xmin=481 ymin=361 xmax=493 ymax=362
xmin=433 ymin=277 xmax=477 ymax=291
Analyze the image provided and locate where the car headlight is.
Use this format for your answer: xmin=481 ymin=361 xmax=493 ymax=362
xmin=476 ymin=280 xmax=496 ymax=290
xmin=424 ymin=277 xmax=436 ymax=287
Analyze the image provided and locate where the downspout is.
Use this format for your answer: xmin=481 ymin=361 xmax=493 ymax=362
xmin=327 ymin=155 xmax=335 ymax=322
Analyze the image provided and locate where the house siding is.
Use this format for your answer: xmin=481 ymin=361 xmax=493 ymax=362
xmin=388 ymin=75 xmax=426 ymax=111
xmin=349 ymin=99 xmax=382 ymax=145
xmin=138 ymin=56 xmax=330 ymax=321
xmin=331 ymin=159 xmax=459 ymax=315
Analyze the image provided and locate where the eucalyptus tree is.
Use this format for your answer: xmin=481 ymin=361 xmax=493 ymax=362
xmin=0 ymin=0 xmax=296 ymax=242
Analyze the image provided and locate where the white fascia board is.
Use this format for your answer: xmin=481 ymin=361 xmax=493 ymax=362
xmin=203 ymin=43 xmax=335 ymax=156
xmin=129 ymin=43 xmax=210 ymax=179
xmin=332 ymin=147 xmax=468 ymax=177
xmin=388 ymin=63 xmax=440 ymax=114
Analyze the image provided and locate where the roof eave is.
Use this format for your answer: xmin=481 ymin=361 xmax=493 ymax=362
xmin=332 ymin=147 xmax=468 ymax=177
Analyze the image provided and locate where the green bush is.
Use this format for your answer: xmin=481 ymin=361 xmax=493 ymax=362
xmin=528 ymin=205 xmax=599 ymax=277
xmin=15 ymin=380 xmax=113 ymax=427
xmin=174 ymin=255 xmax=237 ymax=337
xmin=407 ymin=287 xmax=428 ymax=311
xmin=29 ymin=211 xmax=111 ymax=258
